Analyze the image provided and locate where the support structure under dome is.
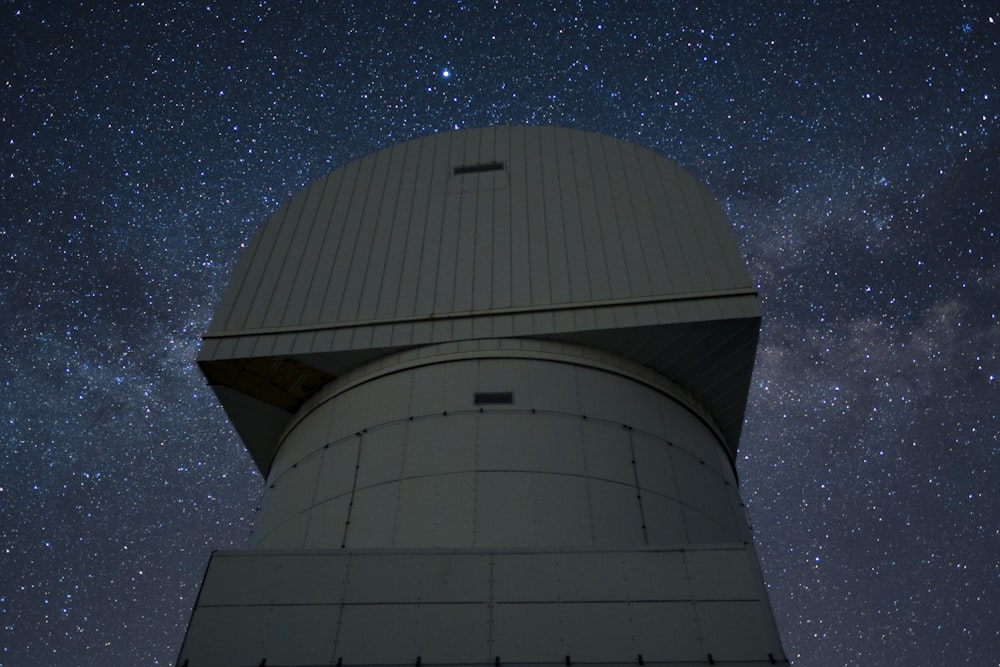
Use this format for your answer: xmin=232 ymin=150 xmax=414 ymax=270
xmin=177 ymin=126 xmax=786 ymax=666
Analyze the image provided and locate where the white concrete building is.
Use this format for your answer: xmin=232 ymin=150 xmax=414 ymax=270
xmin=178 ymin=126 xmax=786 ymax=666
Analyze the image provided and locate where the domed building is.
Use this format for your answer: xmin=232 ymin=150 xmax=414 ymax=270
xmin=178 ymin=126 xmax=785 ymax=666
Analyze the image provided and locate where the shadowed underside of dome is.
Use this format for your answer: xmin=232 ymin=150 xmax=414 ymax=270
xmin=199 ymin=126 xmax=760 ymax=473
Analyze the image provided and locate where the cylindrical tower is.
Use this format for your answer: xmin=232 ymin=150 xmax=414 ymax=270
xmin=178 ymin=126 xmax=785 ymax=666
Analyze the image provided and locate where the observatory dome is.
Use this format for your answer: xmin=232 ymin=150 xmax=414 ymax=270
xmin=199 ymin=126 xmax=760 ymax=473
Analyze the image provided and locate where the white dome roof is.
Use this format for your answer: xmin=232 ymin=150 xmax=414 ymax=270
xmin=199 ymin=126 xmax=760 ymax=471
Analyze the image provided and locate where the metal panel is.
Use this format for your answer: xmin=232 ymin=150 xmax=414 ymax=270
xmin=393 ymin=135 xmax=435 ymax=318
xmin=571 ymin=134 xmax=612 ymax=301
xmin=298 ymin=165 xmax=350 ymax=324
xmin=472 ymin=314 xmax=493 ymax=339
xmin=603 ymin=133 xmax=652 ymax=296
xmin=473 ymin=358 xmax=568 ymax=413
xmin=542 ymin=128 xmax=572 ymax=304
xmin=572 ymin=307 xmax=598 ymax=331
xmin=699 ymin=601 xmax=782 ymax=662
xmin=325 ymin=391 xmax=385 ymax=445
xmin=255 ymin=511 xmax=308 ymax=548
xmin=369 ymin=321 xmax=394 ymax=349
xmin=472 ymin=156 xmax=496 ymax=312
xmin=345 ymin=147 xmax=393 ymax=322
xmin=275 ymin=415 xmax=328 ymax=471
xmin=311 ymin=439 xmax=359 ymax=503
xmin=433 ymin=136 xmax=463 ymax=314
xmin=556 ymin=127 xmax=591 ymax=303
xmin=583 ymin=131 xmax=630 ymax=299
xmin=681 ymin=506 xmax=734 ymax=545
xmin=452 ymin=316 xmax=474 ymax=340
xmin=430 ymin=317 xmax=455 ymax=340
xmin=492 ymin=600 xmax=702 ymax=663
xmin=508 ymin=127 xmax=533 ymax=308
xmin=342 ymin=552 xmax=489 ymax=603
xmin=399 ymin=415 xmax=478 ymax=477
xmin=181 ymin=605 xmax=272 ymax=665
xmin=632 ymin=430 xmax=680 ymax=499
xmin=214 ymin=196 xmax=286 ymax=333
xmin=728 ymin=484 xmax=753 ymax=544
xmin=687 ymin=548 xmax=761 ymax=600
xmin=302 ymin=494 xmax=350 ymax=548
xmin=492 ymin=551 xmax=636 ymax=602
xmin=453 ymin=143 xmax=478 ymax=314
xmin=354 ymin=430 xmax=406 ymax=491
xmin=343 ymin=483 xmax=398 ymax=547
xmin=491 ymin=602 xmax=563 ymax=663
xmin=336 ymin=603 xmax=490 ymax=664
xmin=681 ymin=158 xmax=727 ymax=291
xmin=622 ymin=551 xmax=690 ymax=599
xmin=626 ymin=601 xmax=704 ymax=661
xmin=491 ymin=132 xmax=513 ymax=310
xmin=675 ymin=451 xmax=739 ymax=540
xmin=523 ymin=127 xmax=552 ymax=305
xmin=576 ymin=367 xmax=661 ymax=435
xmin=364 ymin=141 xmax=412 ymax=321
xmin=660 ymin=154 xmax=704 ymax=292
xmin=324 ymin=152 xmax=372 ymax=322
xmin=196 ymin=553 xmax=276 ymax=606
xmin=556 ymin=602 xmax=643 ymax=662
xmin=393 ymin=473 xmax=476 ymax=547
xmin=262 ymin=177 xmax=322 ymax=328
xmin=267 ymin=453 xmax=320 ymax=518
xmin=246 ymin=191 xmax=304 ymax=329
xmin=705 ymin=186 xmax=750 ymax=286
xmin=256 ymin=605 xmax=340 ymax=665
xmin=412 ymin=133 xmax=449 ymax=316
xmin=476 ymin=413 xmax=585 ymax=475
xmin=581 ymin=422 xmax=634 ymax=487
xmin=493 ymin=550 xmax=696 ymax=603
xmin=529 ymin=474 xmax=593 ymax=547
xmin=181 ymin=547 xmax=784 ymax=664
xmin=588 ymin=478 xmax=646 ymax=546
xmin=637 ymin=144 xmax=690 ymax=296
xmin=641 ymin=492 xmax=689 ymax=545
xmin=474 ymin=471 xmax=536 ymax=547
xmin=412 ymin=360 xmax=472 ymax=413
xmin=624 ymin=140 xmax=675 ymax=297
xmin=266 ymin=553 xmax=350 ymax=604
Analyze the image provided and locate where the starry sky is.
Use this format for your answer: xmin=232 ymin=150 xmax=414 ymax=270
xmin=2 ymin=1 xmax=998 ymax=665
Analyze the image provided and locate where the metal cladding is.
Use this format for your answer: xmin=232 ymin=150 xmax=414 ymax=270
xmin=179 ymin=127 xmax=786 ymax=666
xmin=199 ymin=126 xmax=760 ymax=475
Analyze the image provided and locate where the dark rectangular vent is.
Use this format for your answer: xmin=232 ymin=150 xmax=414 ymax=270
xmin=474 ymin=391 xmax=514 ymax=405
xmin=454 ymin=161 xmax=504 ymax=175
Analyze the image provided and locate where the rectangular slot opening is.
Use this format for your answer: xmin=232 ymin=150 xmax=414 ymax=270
xmin=453 ymin=161 xmax=505 ymax=176
xmin=474 ymin=391 xmax=514 ymax=405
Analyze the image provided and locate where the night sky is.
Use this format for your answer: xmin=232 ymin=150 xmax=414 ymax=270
xmin=2 ymin=2 xmax=998 ymax=665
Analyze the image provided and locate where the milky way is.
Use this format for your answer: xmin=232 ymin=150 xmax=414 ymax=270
xmin=2 ymin=3 xmax=998 ymax=665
